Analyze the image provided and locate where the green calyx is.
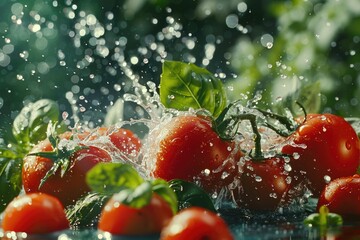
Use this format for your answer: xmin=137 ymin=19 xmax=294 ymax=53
xmin=304 ymin=205 xmax=343 ymax=226
xmin=27 ymin=123 xmax=87 ymax=189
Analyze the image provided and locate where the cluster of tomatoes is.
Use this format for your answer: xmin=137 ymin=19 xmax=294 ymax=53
xmin=1 ymin=125 xmax=234 ymax=239
xmin=1 ymin=101 xmax=360 ymax=239
xmin=147 ymin=112 xmax=360 ymax=215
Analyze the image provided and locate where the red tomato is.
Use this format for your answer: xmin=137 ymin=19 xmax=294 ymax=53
xmin=233 ymin=157 xmax=291 ymax=211
xmin=317 ymin=174 xmax=360 ymax=220
xmin=149 ymin=115 xmax=241 ymax=193
xmin=1 ymin=193 xmax=69 ymax=234
xmin=22 ymin=132 xmax=112 ymax=206
xmin=98 ymin=193 xmax=174 ymax=235
xmin=282 ymin=114 xmax=360 ymax=196
xmin=95 ymin=127 xmax=142 ymax=157
xmin=160 ymin=207 xmax=234 ymax=240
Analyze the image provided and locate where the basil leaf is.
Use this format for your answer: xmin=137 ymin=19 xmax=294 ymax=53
xmin=151 ymin=179 xmax=178 ymax=214
xmin=160 ymin=61 xmax=227 ymax=117
xmin=169 ymin=179 xmax=216 ymax=212
xmin=275 ymin=81 xmax=321 ymax=116
xmin=0 ymin=157 xmax=22 ymax=212
xmin=12 ymin=99 xmax=60 ymax=148
xmin=86 ymin=162 xmax=144 ymax=195
xmin=66 ymin=193 xmax=110 ymax=229
xmin=114 ymin=182 xmax=153 ymax=208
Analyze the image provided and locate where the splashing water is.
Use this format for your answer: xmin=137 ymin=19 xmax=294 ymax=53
xmin=1 ymin=1 xmax=346 ymax=239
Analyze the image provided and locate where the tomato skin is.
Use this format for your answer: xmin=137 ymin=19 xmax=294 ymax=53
xmin=95 ymin=127 xmax=142 ymax=157
xmin=98 ymin=193 xmax=174 ymax=235
xmin=22 ymin=132 xmax=112 ymax=206
xmin=1 ymin=193 xmax=69 ymax=234
xmin=233 ymin=157 xmax=291 ymax=211
xmin=150 ymin=115 xmax=241 ymax=193
xmin=317 ymin=174 xmax=360 ymax=220
xmin=282 ymin=114 xmax=360 ymax=196
xmin=160 ymin=207 xmax=234 ymax=240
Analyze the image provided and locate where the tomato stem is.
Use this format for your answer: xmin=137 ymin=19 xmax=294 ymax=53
xmin=212 ymin=102 xmax=264 ymax=159
xmin=319 ymin=205 xmax=328 ymax=226
xmin=230 ymin=114 xmax=263 ymax=159
xmin=255 ymin=108 xmax=296 ymax=133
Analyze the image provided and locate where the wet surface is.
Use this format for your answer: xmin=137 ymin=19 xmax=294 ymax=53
xmin=2 ymin=203 xmax=360 ymax=240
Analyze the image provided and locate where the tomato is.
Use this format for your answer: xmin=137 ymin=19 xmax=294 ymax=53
xmin=317 ymin=174 xmax=360 ymax=220
xmin=233 ymin=157 xmax=292 ymax=211
xmin=282 ymin=113 xmax=360 ymax=196
xmin=22 ymin=132 xmax=112 ymax=206
xmin=148 ymin=115 xmax=241 ymax=193
xmin=94 ymin=127 xmax=142 ymax=158
xmin=1 ymin=193 xmax=69 ymax=234
xmin=98 ymin=193 xmax=174 ymax=235
xmin=160 ymin=207 xmax=234 ymax=240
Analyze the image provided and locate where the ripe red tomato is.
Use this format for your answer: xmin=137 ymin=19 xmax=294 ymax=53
xmin=317 ymin=174 xmax=360 ymax=220
xmin=149 ymin=115 xmax=241 ymax=193
xmin=98 ymin=193 xmax=174 ymax=235
xmin=1 ymin=193 xmax=69 ymax=234
xmin=233 ymin=157 xmax=291 ymax=211
xmin=94 ymin=127 xmax=142 ymax=157
xmin=22 ymin=132 xmax=112 ymax=206
xmin=282 ymin=113 xmax=360 ymax=196
xmin=160 ymin=207 xmax=234 ymax=240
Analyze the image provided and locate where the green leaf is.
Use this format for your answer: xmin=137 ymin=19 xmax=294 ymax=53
xmin=117 ymin=181 xmax=153 ymax=208
xmin=168 ymin=179 xmax=216 ymax=212
xmin=86 ymin=162 xmax=144 ymax=195
xmin=66 ymin=193 xmax=110 ymax=229
xmin=0 ymin=157 xmax=22 ymax=212
xmin=12 ymin=99 xmax=60 ymax=149
xmin=0 ymin=147 xmax=19 ymax=160
xmin=160 ymin=60 xmax=227 ymax=117
xmin=274 ymin=81 xmax=321 ymax=116
xmin=151 ymin=179 xmax=178 ymax=214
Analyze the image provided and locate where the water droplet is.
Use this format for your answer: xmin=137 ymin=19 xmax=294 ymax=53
xmin=19 ymin=51 xmax=29 ymax=60
xmin=345 ymin=141 xmax=352 ymax=150
xmin=320 ymin=115 xmax=327 ymax=121
xmin=16 ymin=74 xmax=24 ymax=81
xmin=221 ymin=171 xmax=230 ymax=179
xmin=203 ymin=169 xmax=210 ymax=176
xmin=269 ymin=193 xmax=278 ymax=199
xmin=237 ymin=2 xmax=248 ymax=13
xmin=226 ymin=14 xmax=238 ymax=29
xmin=261 ymin=34 xmax=274 ymax=49
xmin=285 ymin=176 xmax=292 ymax=184
xmin=292 ymin=152 xmax=300 ymax=159
xmin=62 ymin=111 xmax=69 ymax=120
xmin=255 ymin=176 xmax=262 ymax=182
xmin=324 ymin=175 xmax=331 ymax=184
xmin=284 ymin=164 xmax=292 ymax=172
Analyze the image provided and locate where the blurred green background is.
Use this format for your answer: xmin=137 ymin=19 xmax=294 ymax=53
xmin=0 ymin=0 xmax=359 ymax=139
